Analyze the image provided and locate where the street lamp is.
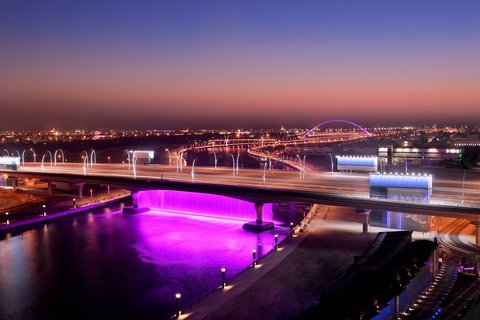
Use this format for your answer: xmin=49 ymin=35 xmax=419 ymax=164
xmin=296 ymin=155 xmax=302 ymax=178
xmin=221 ymin=267 xmax=226 ymax=288
xmin=191 ymin=159 xmax=196 ymax=181
xmin=212 ymin=150 xmax=217 ymax=169
xmin=165 ymin=149 xmax=172 ymax=167
xmin=179 ymin=152 xmax=184 ymax=172
xmin=42 ymin=204 xmax=46 ymax=216
xmin=54 ymin=149 xmax=64 ymax=166
xmin=30 ymin=148 xmax=36 ymax=163
xmin=175 ymin=293 xmax=182 ymax=318
xmin=302 ymin=155 xmax=307 ymax=178
xmin=41 ymin=154 xmax=46 ymax=172
xmin=90 ymin=149 xmax=96 ymax=168
xmin=236 ymin=153 xmax=240 ymax=175
xmin=132 ymin=156 xmax=138 ymax=179
xmin=46 ymin=150 xmax=53 ymax=167
xmin=262 ymin=162 xmax=267 ymax=183
xmin=231 ymin=154 xmax=236 ymax=175
xmin=252 ymin=249 xmax=257 ymax=267
xmin=328 ymin=153 xmax=334 ymax=174
xmin=21 ymin=149 xmax=26 ymax=165
xmin=82 ymin=151 xmax=89 ymax=176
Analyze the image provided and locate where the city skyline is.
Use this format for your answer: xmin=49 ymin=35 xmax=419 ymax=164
xmin=1 ymin=0 xmax=479 ymax=130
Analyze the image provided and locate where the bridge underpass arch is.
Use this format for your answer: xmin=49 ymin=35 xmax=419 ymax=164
xmin=132 ymin=189 xmax=305 ymax=231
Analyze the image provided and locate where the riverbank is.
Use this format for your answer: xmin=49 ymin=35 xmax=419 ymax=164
xmin=0 ymin=190 xmax=130 ymax=233
xmin=181 ymin=205 xmax=378 ymax=320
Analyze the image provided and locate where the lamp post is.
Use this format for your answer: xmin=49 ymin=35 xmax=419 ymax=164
xmin=191 ymin=159 xmax=196 ymax=181
xmin=89 ymin=189 xmax=93 ymax=199
xmin=73 ymin=198 xmax=76 ymax=209
xmin=82 ymin=151 xmax=89 ymax=176
xmin=54 ymin=149 xmax=64 ymax=166
xmin=179 ymin=152 xmax=184 ymax=172
xmin=21 ymin=149 xmax=26 ymax=165
xmin=83 ymin=155 xmax=88 ymax=176
xmin=274 ymin=234 xmax=278 ymax=250
xmin=175 ymin=293 xmax=181 ymax=318
xmin=30 ymin=148 xmax=36 ymax=163
xmin=132 ymin=156 xmax=138 ymax=179
xmin=296 ymin=155 xmax=302 ymax=178
xmin=165 ymin=149 xmax=172 ymax=167
xmin=46 ymin=150 xmax=53 ymax=167
xmin=231 ymin=154 xmax=236 ymax=175
xmin=328 ymin=153 xmax=334 ymax=174
xmin=302 ymin=155 xmax=307 ymax=178
xmin=252 ymin=249 xmax=257 ymax=267
xmin=221 ymin=267 xmax=226 ymax=288
xmin=125 ymin=150 xmax=131 ymax=170
xmin=262 ymin=162 xmax=267 ymax=183
xmin=236 ymin=153 xmax=240 ymax=175
xmin=42 ymin=204 xmax=46 ymax=216
xmin=212 ymin=150 xmax=217 ymax=169
xmin=90 ymin=149 xmax=96 ymax=168
xmin=41 ymin=154 xmax=46 ymax=173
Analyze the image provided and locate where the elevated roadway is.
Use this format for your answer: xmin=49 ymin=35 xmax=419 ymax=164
xmin=1 ymin=163 xmax=479 ymax=219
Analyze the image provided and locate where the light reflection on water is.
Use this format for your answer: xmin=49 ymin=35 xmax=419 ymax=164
xmin=0 ymin=203 xmax=290 ymax=320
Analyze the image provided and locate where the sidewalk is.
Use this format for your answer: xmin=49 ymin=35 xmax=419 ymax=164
xmin=181 ymin=205 xmax=377 ymax=320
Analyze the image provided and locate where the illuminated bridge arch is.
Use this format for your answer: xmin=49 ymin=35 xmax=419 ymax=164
xmin=303 ymin=119 xmax=372 ymax=138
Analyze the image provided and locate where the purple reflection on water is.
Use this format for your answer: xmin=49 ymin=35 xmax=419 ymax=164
xmin=136 ymin=190 xmax=274 ymax=222
xmin=0 ymin=201 xmax=289 ymax=320
xmin=130 ymin=209 xmax=288 ymax=317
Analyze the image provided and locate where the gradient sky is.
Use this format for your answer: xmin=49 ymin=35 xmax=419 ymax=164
xmin=1 ymin=0 xmax=479 ymax=129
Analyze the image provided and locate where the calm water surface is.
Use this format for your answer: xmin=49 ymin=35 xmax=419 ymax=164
xmin=0 ymin=203 xmax=289 ymax=320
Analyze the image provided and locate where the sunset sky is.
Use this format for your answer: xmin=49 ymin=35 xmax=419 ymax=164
xmin=1 ymin=0 xmax=479 ymax=129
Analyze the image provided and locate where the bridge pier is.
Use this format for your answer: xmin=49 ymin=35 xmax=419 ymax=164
xmin=243 ymin=203 xmax=274 ymax=232
xmin=122 ymin=192 xmax=150 ymax=214
xmin=255 ymin=203 xmax=263 ymax=222
xmin=76 ymin=183 xmax=85 ymax=198
xmin=11 ymin=178 xmax=18 ymax=190
xmin=357 ymin=209 xmax=371 ymax=233
xmin=471 ymin=221 xmax=480 ymax=246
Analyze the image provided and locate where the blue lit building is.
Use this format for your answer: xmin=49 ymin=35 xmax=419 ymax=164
xmin=369 ymin=173 xmax=432 ymax=232
xmin=336 ymin=155 xmax=378 ymax=173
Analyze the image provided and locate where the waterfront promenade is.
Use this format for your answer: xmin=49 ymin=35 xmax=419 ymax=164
xmin=183 ymin=206 xmax=379 ymax=319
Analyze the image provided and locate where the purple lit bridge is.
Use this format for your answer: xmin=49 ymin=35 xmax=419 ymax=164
xmin=2 ymin=165 xmax=480 ymax=224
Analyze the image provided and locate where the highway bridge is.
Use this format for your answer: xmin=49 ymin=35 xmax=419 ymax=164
xmin=1 ymin=163 xmax=478 ymax=216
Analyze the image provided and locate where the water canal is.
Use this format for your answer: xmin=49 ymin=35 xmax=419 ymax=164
xmin=0 ymin=193 xmax=296 ymax=319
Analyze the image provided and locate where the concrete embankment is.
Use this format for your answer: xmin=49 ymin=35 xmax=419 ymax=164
xmin=182 ymin=205 xmax=377 ymax=320
xmin=0 ymin=195 xmax=130 ymax=233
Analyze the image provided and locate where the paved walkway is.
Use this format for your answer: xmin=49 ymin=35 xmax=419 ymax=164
xmin=180 ymin=205 xmax=378 ymax=320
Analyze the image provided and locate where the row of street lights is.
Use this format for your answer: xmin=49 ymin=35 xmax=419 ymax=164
xmin=174 ymin=232 xmax=283 ymax=318
xmin=3 ymin=148 xmax=67 ymax=166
